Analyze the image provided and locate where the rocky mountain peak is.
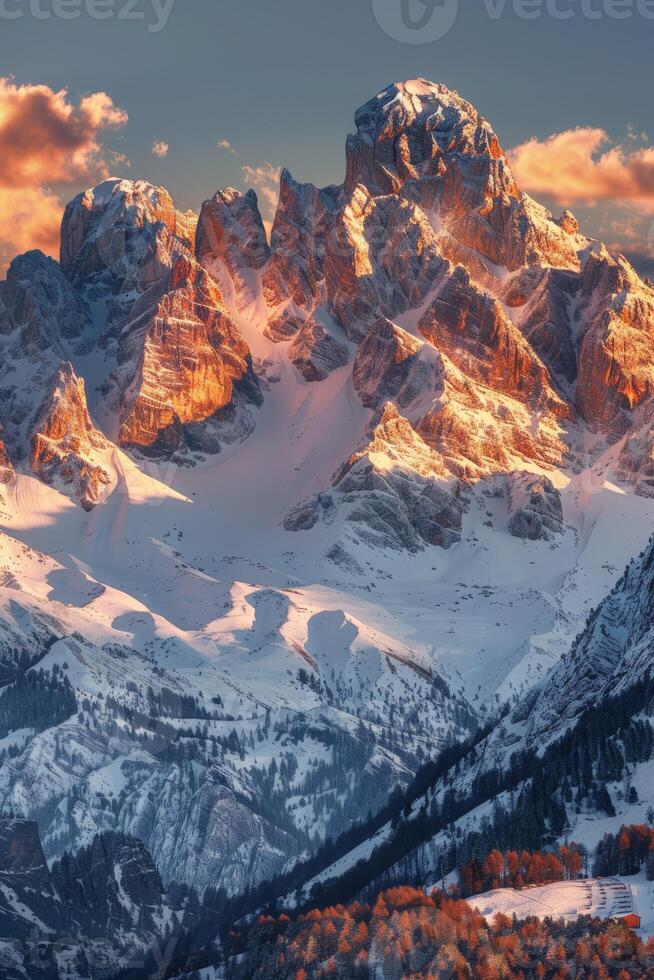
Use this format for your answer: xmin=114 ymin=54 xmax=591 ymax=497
xmin=0 ymin=249 xmax=88 ymax=353
xmin=197 ymin=186 xmax=271 ymax=283
xmin=30 ymin=361 xmax=111 ymax=510
xmin=346 ymin=79 xmax=510 ymax=195
xmin=60 ymin=178 xmax=193 ymax=301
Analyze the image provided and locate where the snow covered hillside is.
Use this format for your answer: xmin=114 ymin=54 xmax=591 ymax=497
xmin=467 ymin=875 xmax=654 ymax=938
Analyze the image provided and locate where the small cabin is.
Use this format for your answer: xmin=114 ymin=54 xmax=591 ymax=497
xmin=620 ymin=913 xmax=641 ymax=930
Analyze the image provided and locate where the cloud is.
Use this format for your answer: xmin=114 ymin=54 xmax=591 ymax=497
xmin=218 ymin=138 xmax=237 ymax=155
xmin=0 ymin=78 xmax=127 ymax=189
xmin=508 ymin=128 xmax=654 ymax=211
xmin=0 ymin=186 xmax=62 ymax=277
xmin=241 ymin=162 xmax=281 ymax=215
xmin=0 ymin=77 xmax=128 ymax=274
xmin=152 ymin=140 xmax=169 ymax=158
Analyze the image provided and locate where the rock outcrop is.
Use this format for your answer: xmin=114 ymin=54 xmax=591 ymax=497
xmin=0 ymin=251 xmax=92 ymax=467
xmin=117 ymin=254 xmax=262 ymax=455
xmin=196 ymin=187 xmax=271 ymax=299
xmin=0 ymin=434 xmax=14 ymax=487
xmin=61 ymin=178 xmax=187 ymax=295
xmin=289 ymin=316 xmax=349 ymax=382
xmin=0 ymin=250 xmax=88 ymax=352
xmin=30 ymin=362 xmax=111 ymax=510
xmin=575 ymin=249 xmax=654 ymax=435
xmin=507 ymin=473 xmax=564 ymax=541
xmin=51 ymin=832 xmax=171 ymax=940
xmin=285 ymin=403 xmax=463 ymax=551
xmin=0 ymin=819 xmax=66 ymax=940
xmin=352 ymin=318 xmax=443 ymax=412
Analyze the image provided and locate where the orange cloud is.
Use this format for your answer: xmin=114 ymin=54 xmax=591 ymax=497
xmin=0 ymin=186 xmax=62 ymax=276
xmin=0 ymin=77 xmax=128 ymax=273
xmin=508 ymin=128 xmax=654 ymax=211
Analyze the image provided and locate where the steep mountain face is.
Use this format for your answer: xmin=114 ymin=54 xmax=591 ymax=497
xmin=0 ymin=820 xmax=191 ymax=979
xmin=30 ymin=362 xmax=111 ymax=510
xmin=197 ymin=187 xmax=271 ymax=303
xmin=0 ymin=251 xmax=91 ymax=467
xmin=1 ymin=77 xmax=654 ymax=919
xmin=116 ymin=253 xmax=262 ymax=455
xmin=517 ymin=535 xmax=654 ymax=746
xmin=0 ymin=819 xmax=66 ymax=941
xmin=61 ymin=178 xmax=262 ymax=458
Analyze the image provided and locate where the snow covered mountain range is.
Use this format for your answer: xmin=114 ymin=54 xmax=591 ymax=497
xmin=1 ymin=78 xmax=654 ymax=958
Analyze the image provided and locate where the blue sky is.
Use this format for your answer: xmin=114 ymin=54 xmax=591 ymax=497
xmin=1 ymin=0 xmax=654 ymax=270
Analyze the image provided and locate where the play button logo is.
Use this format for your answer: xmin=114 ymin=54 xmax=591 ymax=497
xmin=372 ymin=0 xmax=460 ymax=43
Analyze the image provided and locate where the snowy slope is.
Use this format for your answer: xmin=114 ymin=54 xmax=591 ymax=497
xmin=467 ymin=875 xmax=654 ymax=938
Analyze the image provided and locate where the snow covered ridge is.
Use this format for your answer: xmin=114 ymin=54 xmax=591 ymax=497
xmin=1 ymin=77 xmax=654 ymax=911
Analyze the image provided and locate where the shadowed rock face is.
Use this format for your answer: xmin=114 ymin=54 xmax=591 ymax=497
xmin=507 ymin=473 xmax=564 ymax=541
xmin=197 ymin=187 xmax=271 ymax=281
xmin=30 ymin=362 xmax=111 ymax=510
xmin=0 ymin=434 xmax=14 ymax=487
xmin=289 ymin=317 xmax=349 ymax=382
xmin=500 ymin=266 xmax=579 ymax=386
xmin=51 ymin=832 xmax=168 ymax=940
xmin=0 ymin=819 xmax=66 ymax=939
xmin=353 ymin=318 xmax=443 ymax=412
xmin=0 ymin=250 xmax=88 ymax=351
xmin=0 ymin=819 xmax=191 ymax=977
xmin=285 ymin=403 xmax=464 ymax=552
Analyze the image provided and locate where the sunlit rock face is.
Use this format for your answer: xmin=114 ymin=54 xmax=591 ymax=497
xmin=575 ymin=249 xmax=654 ymax=435
xmin=30 ymin=362 xmax=111 ymax=510
xmin=418 ymin=266 xmax=568 ymax=418
xmin=59 ymin=179 xmax=262 ymax=457
xmin=117 ymin=253 xmax=262 ymax=455
xmin=60 ymin=179 xmax=190 ymax=334
xmin=343 ymin=79 xmax=586 ymax=272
